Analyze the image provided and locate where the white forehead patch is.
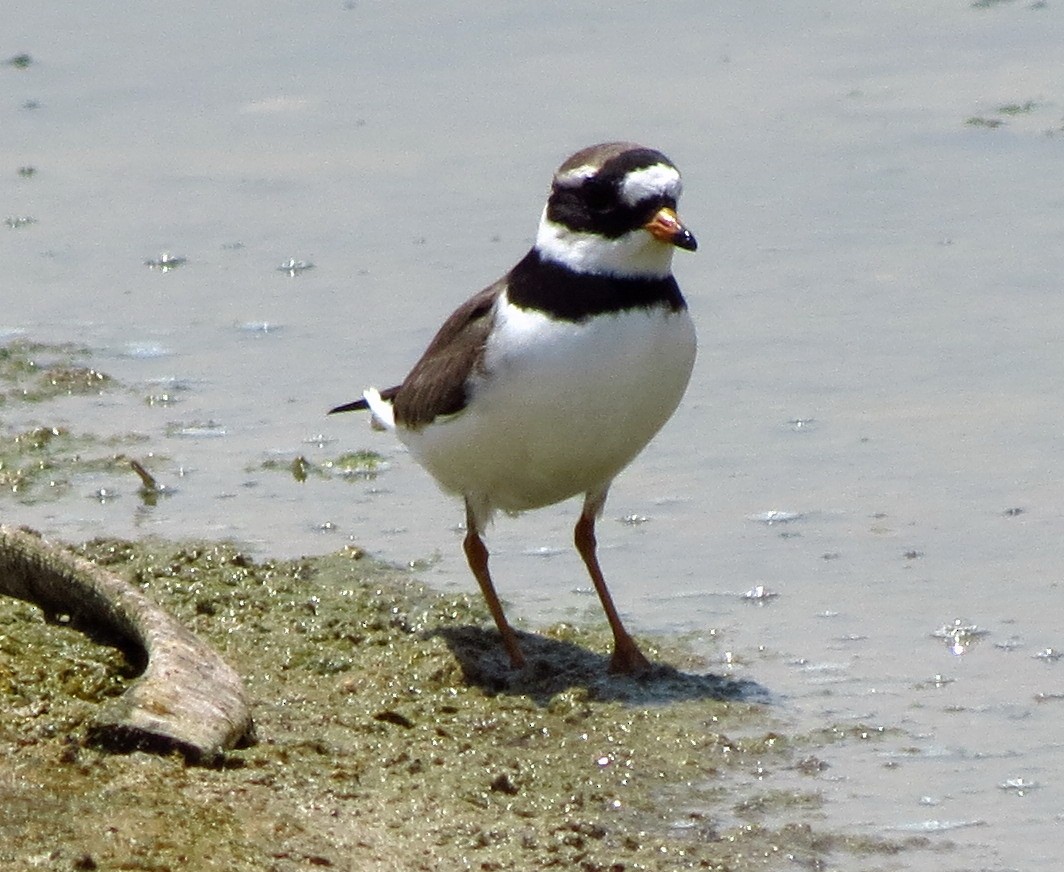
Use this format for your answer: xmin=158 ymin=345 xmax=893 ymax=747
xmin=619 ymin=163 xmax=682 ymax=208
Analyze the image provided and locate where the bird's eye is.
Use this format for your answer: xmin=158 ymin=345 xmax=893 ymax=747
xmin=582 ymin=178 xmax=613 ymax=213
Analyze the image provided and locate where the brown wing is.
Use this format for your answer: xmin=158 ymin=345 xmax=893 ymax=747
xmin=391 ymin=281 xmax=502 ymax=429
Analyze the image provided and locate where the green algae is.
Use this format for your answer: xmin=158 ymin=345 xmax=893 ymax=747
xmin=0 ymin=340 xmax=159 ymax=503
xmin=997 ymin=100 xmax=1038 ymax=116
xmin=0 ymin=340 xmax=114 ymax=404
xmin=0 ymin=426 xmax=148 ymax=502
xmin=259 ymin=450 xmax=387 ymax=483
xmin=964 ymin=98 xmax=1061 ymax=134
xmin=964 ymin=116 xmax=1006 ymax=129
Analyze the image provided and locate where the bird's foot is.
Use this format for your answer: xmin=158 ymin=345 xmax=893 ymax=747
xmin=608 ymin=638 xmax=653 ymax=675
xmin=502 ymin=637 xmax=527 ymax=671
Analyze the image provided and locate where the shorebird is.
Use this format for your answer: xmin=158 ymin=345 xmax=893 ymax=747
xmin=330 ymin=142 xmax=697 ymax=673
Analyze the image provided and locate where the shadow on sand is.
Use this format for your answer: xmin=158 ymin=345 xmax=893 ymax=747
xmin=431 ymin=625 xmax=769 ymax=706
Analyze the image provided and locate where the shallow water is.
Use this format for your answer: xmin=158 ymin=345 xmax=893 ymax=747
xmin=4 ymin=2 xmax=1064 ymax=868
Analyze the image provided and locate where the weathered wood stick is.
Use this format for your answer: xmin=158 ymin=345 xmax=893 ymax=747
xmin=0 ymin=525 xmax=255 ymax=764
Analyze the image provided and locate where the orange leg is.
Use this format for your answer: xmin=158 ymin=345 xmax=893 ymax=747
xmin=462 ymin=501 xmax=526 ymax=669
xmin=574 ymin=505 xmax=652 ymax=675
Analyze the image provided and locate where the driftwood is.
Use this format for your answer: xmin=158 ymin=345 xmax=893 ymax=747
xmin=0 ymin=525 xmax=255 ymax=764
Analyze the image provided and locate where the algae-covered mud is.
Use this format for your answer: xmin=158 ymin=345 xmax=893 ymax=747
xmin=0 ymin=341 xmax=145 ymax=503
xmin=1 ymin=538 xmax=917 ymax=872
xmin=0 ymin=342 xmax=919 ymax=870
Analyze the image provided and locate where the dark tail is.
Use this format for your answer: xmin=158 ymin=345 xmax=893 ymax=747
xmin=328 ymin=398 xmax=369 ymax=415
xmin=328 ymin=385 xmax=401 ymax=416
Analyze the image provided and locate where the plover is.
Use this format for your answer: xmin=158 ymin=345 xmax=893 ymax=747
xmin=330 ymin=142 xmax=697 ymax=673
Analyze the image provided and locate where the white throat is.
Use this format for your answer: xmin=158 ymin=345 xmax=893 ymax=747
xmin=533 ymin=208 xmax=676 ymax=279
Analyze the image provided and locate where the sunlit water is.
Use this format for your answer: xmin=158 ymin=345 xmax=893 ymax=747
xmin=5 ymin=2 xmax=1064 ymax=868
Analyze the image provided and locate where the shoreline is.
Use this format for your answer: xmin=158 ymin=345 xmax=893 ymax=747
xmin=1 ymin=535 xmax=918 ymax=871
xmin=0 ymin=339 xmax=919 ymax=870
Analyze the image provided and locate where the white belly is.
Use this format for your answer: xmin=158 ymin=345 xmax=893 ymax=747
xmin=397 ymin=294 xmax=696 ymax=519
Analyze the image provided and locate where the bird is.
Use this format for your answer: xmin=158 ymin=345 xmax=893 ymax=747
xmin=329 ymin=142 xmax=697 ymax=674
